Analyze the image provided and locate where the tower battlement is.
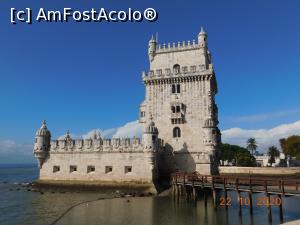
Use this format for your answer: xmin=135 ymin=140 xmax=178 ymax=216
xmin=155 ymin=39 xmax=200 ymax=54
xmin=50 ymin=137 xmax=149 ymax=152
xmin=142 ymin=65 xmax=214 ymax=81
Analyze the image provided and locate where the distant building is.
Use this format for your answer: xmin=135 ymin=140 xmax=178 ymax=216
xmin=33 ymin=28 xmax=221 ymax=189
xmin=255 ymin=152 xmax=286 ymax=167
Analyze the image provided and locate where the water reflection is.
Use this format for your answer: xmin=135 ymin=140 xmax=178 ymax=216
xmin=54 ymin=192 xmax=300 ymax=225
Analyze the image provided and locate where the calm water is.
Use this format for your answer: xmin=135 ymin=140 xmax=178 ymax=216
xmin=1 ymin=164 xmax=300 ymax=225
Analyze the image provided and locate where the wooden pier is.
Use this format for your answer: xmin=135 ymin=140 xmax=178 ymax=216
xmin=171 ymin=172 xmax=300 ymax=222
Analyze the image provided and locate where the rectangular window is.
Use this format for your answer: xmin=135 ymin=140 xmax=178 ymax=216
xmin=165 ymin=68 xmax=171 ymax=75
xmin=177 ymin=84 xmax=180 ymax=93
xmin=156 ymin=69 xmax=162 ymax=76
xmin=172 ymin=84 xmax=180 ymax=94
xmin=125 ymin=166 xmax=132 ymax=174
xmin=172 ymin=84 xmax=176 ymax=93
xmin=70 ymin=165 xmax=77 ymax=173
xmin=105 ymin=166 xmax=113 ymax=174
xmin=87 ymin=165 xmax=95 ymax=173
xmin=53 ymin=166 xmax=60 ymax=173
xmin=191 ymin=66 xmax=196 ymax=73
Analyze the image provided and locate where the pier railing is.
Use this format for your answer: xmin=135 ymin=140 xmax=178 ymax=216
xmin=171 ymin=172 xmax=300 ymax=196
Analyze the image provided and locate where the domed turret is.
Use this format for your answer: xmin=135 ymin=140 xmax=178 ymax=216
xmin=148 ymin=35 xmax=157 ymax=62
xmin=143 ymin=117 xmax=159 ymax=150
xmin=198 ymin=27 xmax=207 ymax=48
xmin=34 ymin=120 xmax=51 ymax=168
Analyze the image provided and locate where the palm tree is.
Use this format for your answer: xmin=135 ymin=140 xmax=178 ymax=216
xmin=246 ymin=138 xmax=257 ymax=155
xmin=268 ymin=146 xmax=280 ymax=166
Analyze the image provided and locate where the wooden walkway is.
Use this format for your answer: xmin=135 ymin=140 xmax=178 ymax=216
xmin=171 ymin=172 xmax=300 ymax=222
xmin=171 ymin=172 xmax=300 ymax=196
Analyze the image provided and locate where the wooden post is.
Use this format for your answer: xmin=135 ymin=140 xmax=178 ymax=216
xmin=237 ymin=191 xmax=242 ymax=216
xmin=172 ymin=184 xmax=175 ymax=200
xmin=213 ymin=189 xmax=217 ymax=209
xmin=267 ymin=193 xmax=272 ymax=222
xmin=249 ymin=177 xmax=253 ymax=214
xmin=278 ymin=194 xmax=283 ymax=223
xmin=193 ymin=187 xmax=197 ymax=204
xmin=248 ymin=192 xmax=253 ymax=215
xmin=204 ymin=188 xmax=207 ymax=208
xmin=235 ymin=178 xmax=242 ymax=215
xmin=176 ymin=185 xmax=180 ymax=203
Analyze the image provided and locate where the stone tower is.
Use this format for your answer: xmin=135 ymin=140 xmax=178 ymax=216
xmin=140 ymin=28 xmax=221 ymax=176
xmin=34 ymin=120 xmax=51 ymax=168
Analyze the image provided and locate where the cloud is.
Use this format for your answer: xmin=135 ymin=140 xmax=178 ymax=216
xmin=0 ymin=139 xmax=33 ymax=155
xmin=222 ymin=120 xmax=300 ymax=152
xmin=112 ymin=120 xmax=142 ymax=138
xmin=82 ymin=128 xmax=117 ymax=139
xmin=224 ymin=109 xmax=300 ymax=123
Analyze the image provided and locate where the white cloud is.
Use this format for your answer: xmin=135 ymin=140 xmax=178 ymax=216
xmin=82 ymin=128 xmax=116 ymax=139
xmin=225 ymin=109 xmax=300 ymax=123
xmin=0 ymin=139 xmax=33 ymax=155
xmin=222 ymin=120 xmax=300 ymax=152
xmin=112 ymin=120 xmax=142 ymax=138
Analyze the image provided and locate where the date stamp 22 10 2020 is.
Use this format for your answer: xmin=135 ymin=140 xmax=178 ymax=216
xmin=219 ymin=196 xmax=282 ymax=207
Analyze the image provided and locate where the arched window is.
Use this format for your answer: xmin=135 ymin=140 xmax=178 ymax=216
xmin=173 ymin=64 xmax=180 ymax=74
xmin=176 ymin=106 xmax=180 ymax=113
xmin=173 ymin=127 xmax=181 ymax=138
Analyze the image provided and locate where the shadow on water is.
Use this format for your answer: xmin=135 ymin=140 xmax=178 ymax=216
xmin=53 ymin=192 xmax=300 ymax=225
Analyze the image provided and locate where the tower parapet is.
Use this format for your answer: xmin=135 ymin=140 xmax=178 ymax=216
xmin=49 ymin=132 xmax=146 ymax=153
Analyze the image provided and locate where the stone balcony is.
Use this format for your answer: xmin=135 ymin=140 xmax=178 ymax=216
xmin=142 ymin=65 xmax=213 ymax=82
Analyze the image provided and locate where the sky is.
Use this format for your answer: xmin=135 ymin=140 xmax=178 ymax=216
xmin=0 ymin=0 xmax=300 ymax=163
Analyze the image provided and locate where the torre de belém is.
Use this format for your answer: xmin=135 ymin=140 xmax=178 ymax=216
xmin=33 ymin=28 xmax=221 ymax=192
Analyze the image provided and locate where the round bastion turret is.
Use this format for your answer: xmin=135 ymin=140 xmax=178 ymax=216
xmin=34 ymin=120 xmax=51 ymax=168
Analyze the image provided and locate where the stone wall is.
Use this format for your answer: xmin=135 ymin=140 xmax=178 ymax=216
xmin=220 ymin=166 xmax=300 ymax=175
xmin=39 ymin=151 xmax=156 ymax=183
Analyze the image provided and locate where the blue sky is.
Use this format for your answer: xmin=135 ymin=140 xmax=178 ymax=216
xmin=0 ymin=0 xmax=300 ymax=163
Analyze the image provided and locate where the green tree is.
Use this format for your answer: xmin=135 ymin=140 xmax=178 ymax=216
xmin=268 ymin=146 xmax=280 ymax=166
xmin=220 ymin=143 xmax=257 ymax=167
xmin=279 ymin=135 xmax=300 ymax=160
xmin=246 ymin=138 xmax=258 ymax=155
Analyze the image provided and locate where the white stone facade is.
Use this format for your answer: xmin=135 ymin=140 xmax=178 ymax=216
xmin=34 ymin=124 xmax=160 ymax=185
xmin=140 ymin=28 xmax=221 ymax=176
xmin=33 ymin=28 xmax=221 ymax=187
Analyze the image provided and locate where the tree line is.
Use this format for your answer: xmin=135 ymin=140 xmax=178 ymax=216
xmin=220 ymin=135 xmax=300 ymax=167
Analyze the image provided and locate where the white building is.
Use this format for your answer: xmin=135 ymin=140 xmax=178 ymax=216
xmin=255 ymin=153 xmax=285 ymax=167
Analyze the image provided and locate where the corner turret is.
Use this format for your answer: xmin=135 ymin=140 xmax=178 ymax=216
xmin=143 ymin=116 xmax=159 ymax=150
xmin=198 ymin=26 xmax=207 ymax=48
xmin=148 ymin=35 xmax=157 ymax=62
xmin=34 ymin=120 xmax=51 ymax=168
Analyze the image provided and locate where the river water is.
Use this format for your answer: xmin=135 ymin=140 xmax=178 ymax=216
xmin=1 ymin=164 xmax=299 ymax=225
